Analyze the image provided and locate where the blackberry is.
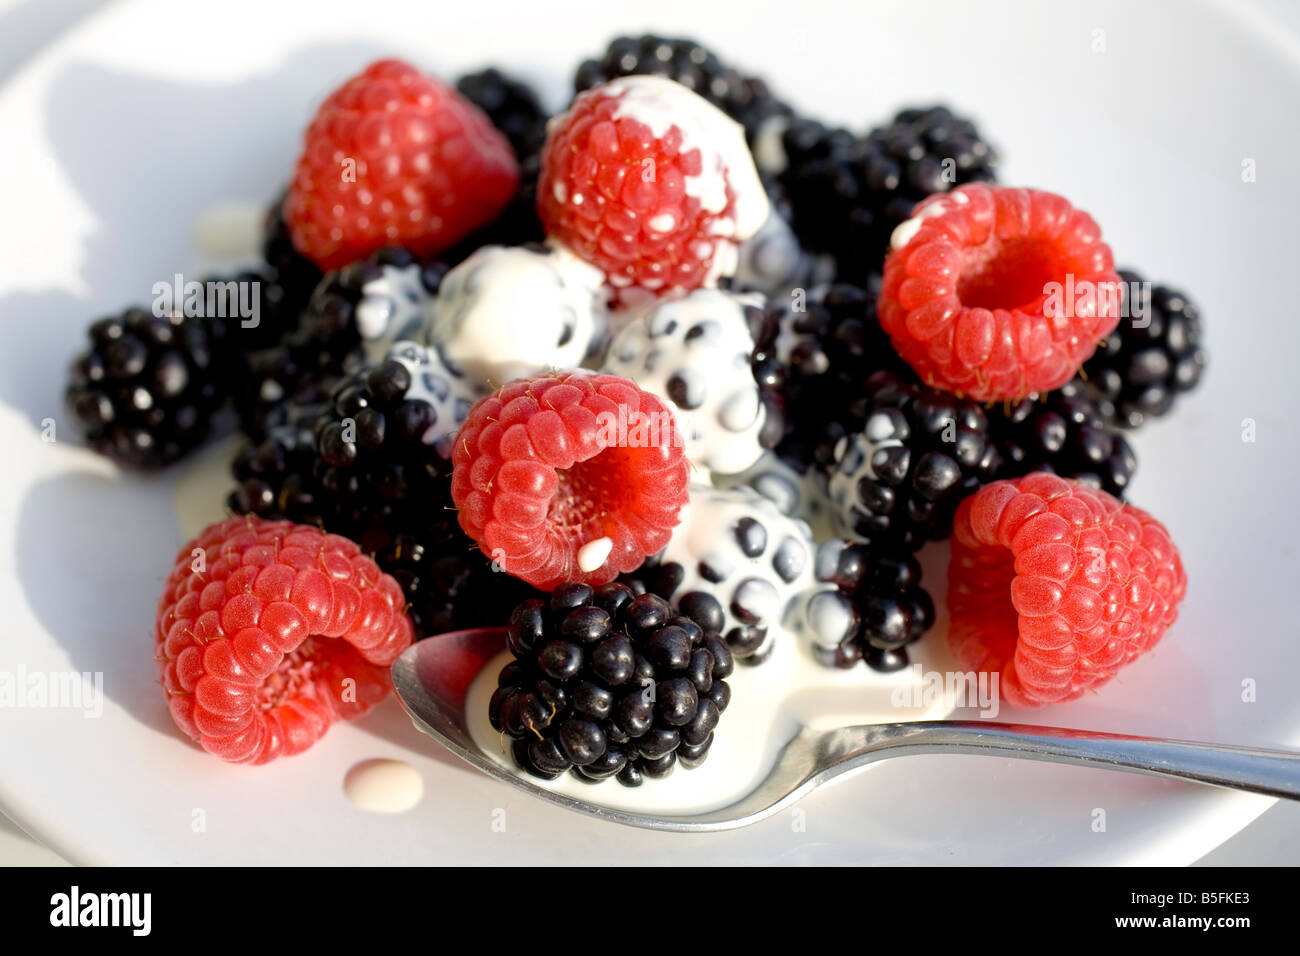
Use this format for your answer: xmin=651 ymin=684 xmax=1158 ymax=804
xmin=779 ymin=105 xmax=999 ymax=285
xmin=991 ymin=380 xmax=1138 ymax=498
xmin=825 ymin=370 xmax=1001 ymax=551
xmin=261 ymin=190 xmax=323 ymax=320
xmin=233 ymin=246 xmax=447 ymax=440
xmin=65 ymin=306 xmax=228 ymax=469
xmin=64 ymin=269 xmax=293 ymax=469
xmin=574 ymin=34 xmax=790 ymax=144
xmin=798 ymin=539 xmax=934 ymax=672
xmin=1079 ymin=270 xmax=1207 ymax=429
xmin=749 ymin=282 xmax=910 ymax=471
xmin=226 ymin=401 xmax=326 ymax=526
xmin=492 ymin=583 xmax=734 ymax=785
xmin=313 ymin=346 xmax=471 ymax=526
xmin=455 ymin=68 xmax=548 ymax=163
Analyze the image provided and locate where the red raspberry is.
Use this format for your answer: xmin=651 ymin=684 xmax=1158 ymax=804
xmin=450 ymin=371 xmax=690 ymax=590
xmin=878 ymin=184 xmax=1122 ymax=401
xmin=537 ymin=76 xmax=763 ymax=301
xmin=155 ymin=517 xmax=414 ymax=764
xmin=284 ymin=59 xmax=518 ymax=270
xmin=948 ymin=473 xmax=1186 ymax=707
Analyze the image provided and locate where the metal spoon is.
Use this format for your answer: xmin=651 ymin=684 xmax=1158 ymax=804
xmin=392 ymin=627 xmax=1300 ymax=832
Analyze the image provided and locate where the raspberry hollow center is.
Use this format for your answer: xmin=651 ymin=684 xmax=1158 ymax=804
xmin=255 ymin=637 xmax=323 ymax=712
xmin=550 ymin=448 xmax=635 ymax=544
xmin=956 ymin=237 xmax=1060 ymax=312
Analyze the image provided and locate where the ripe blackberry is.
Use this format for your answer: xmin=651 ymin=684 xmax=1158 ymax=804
xmin=455 ymin=68 xmax=548 ymax=163
xmin=65 ymin=306 xmax=228 ymax=469
xmin=233 ymin=247 xmax=447 ymax=440
xmin=749 ymin=282 xmax=910 ymax=471
xmin=798 ymin=539 xmax=934 ymax=672
xmin=824 ymin=371 xmax=1002 ymax=551
xmin=573 ymin=34 xmax=790 ymax=144
xmin=261 ymin=190 xmax=324 ymax=319
xmin=991 ymin=380 xmax=1138 ymax=498
xmin=491 ymin=583 xmax=734 ymax=786
xmin=226 ymin=401 xmax=326 ymax=526
xmin=779 ymin=106 xmax=999 ymax=285
xmin=1079 ymin=270 xmax=1207 ymax=429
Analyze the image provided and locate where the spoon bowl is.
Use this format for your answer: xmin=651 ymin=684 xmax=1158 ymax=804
xmin=392 ymin=628 xmax=1300 ymax=832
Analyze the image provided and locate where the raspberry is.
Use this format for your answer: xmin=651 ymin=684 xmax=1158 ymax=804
xmin=284 ymin=59 xmax=518 ymax=271
xmin=450 ymin=371 xmax=690 ymax=590
xmin=155 ymin=517 xmax=413 ymax=763
xmin=947 ymin=473 xmax=1186 ymax=707
xmin=878 ymin=184 xmax=1122 ymax=401
xmin=537 ymin=75 xmax=768 ymax=301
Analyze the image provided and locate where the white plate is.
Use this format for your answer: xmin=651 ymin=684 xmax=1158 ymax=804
xmin=1 ymin=0 xmax=1297 ymax=865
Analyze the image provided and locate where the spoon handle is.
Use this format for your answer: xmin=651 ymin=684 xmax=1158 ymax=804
xmin=884 ymin=721 xmax=1300 ymax=799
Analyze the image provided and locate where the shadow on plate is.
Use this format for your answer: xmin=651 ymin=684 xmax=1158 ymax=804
xmin=0 ymin=41 xmax=398 ymax=434
xmin=16 ymin=469 xmax=180 ymax=736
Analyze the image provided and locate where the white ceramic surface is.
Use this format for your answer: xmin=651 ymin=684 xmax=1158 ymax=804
xmin=0 ymin=0 xmax=1297 ymax=864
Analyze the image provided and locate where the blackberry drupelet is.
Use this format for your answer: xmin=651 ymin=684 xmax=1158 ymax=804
xmin=749 ymin=283 xmax=911 ymax=472
xmin=991 ymin=380 xmax=1137 ymax=498
xmin=573 ymin=34 xmax=790 ymax=143
xmin=1080 ymin=269 xmax=1207 ymax=429
xmin=65 ymin=306 xmax=228 ymax=469
xmin=801 ymin=539 xmax=934 ymax=672
xmin=491 ymin=583 xmax=734 ymax=786
xmin=779 ymin=106 xmax=999 ymax=285
xmin=824 ymin=370 xmax=1002 ymax=551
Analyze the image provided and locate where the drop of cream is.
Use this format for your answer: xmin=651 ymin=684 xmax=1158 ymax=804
xmin=577 ymin=536 xmax=613 ymax=572
xmin=343 ymin=758 xmax=424 ymax=814
xmin=192 ymin=200 xmax=265 ymax=259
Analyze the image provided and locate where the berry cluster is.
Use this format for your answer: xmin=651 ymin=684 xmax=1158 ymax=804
xmin=56 ymin=37 xmax=1205 ymax=775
